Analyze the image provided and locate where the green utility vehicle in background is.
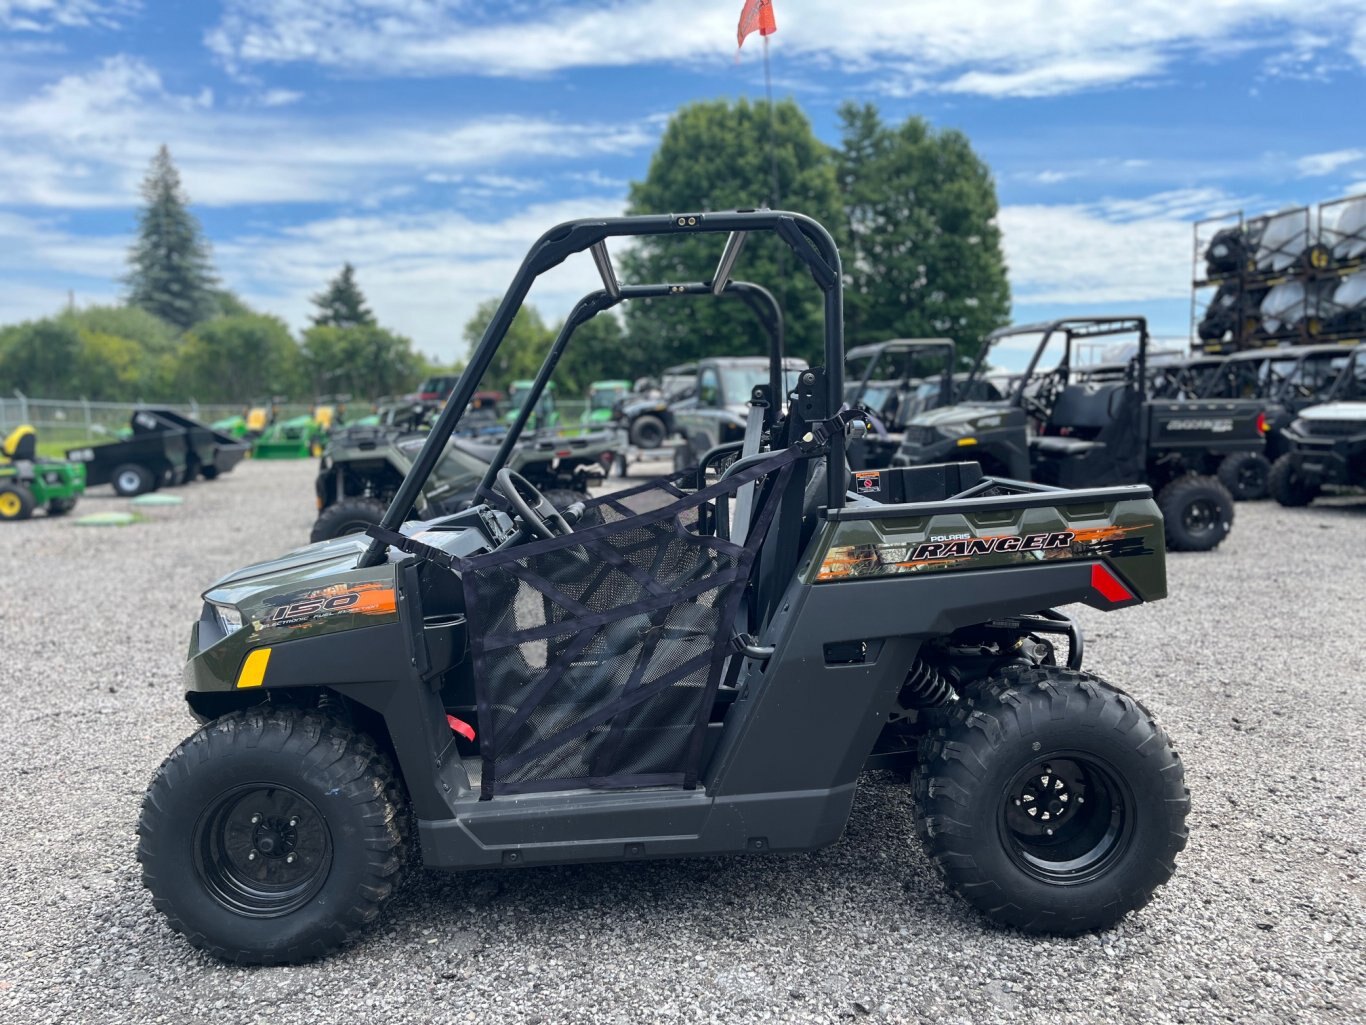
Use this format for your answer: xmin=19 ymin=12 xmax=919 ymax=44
xmin=582 ymin=380 xmax=631 ymax=428
xmin=895 ymin=317 xmax=1267 ymax=551
xmin=139 ymin=211 xmax=1189 ymax=965
xmin=503 ymin=379 xmax=560 ymax=430
xmin=0 ymin=425 xmax=85 ymax=521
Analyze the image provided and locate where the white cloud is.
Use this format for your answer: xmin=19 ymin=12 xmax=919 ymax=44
xmin=1295 ymin=149 xmax=1366 ymax=177
xmin=205 ymin=0 xmax=1366 ymax=98
xmin=0 ymin=0 xmax=135 ymax=32
xmin=999 ymin=189 xmax=1235 ymax=306
xmin=0 ymin=56 xmax=657 ymax=209
xmin=257 ymin=88 xmax=303 ymax=107
xmin=219 ymin=198 xmax=629 ymax=362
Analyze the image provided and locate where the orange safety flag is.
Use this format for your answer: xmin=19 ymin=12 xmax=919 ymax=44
xmin=737 ymin=0 xmax=778 ymax=49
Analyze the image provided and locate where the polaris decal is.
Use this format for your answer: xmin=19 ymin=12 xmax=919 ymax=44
xmin=258 ymin=581 xmax=397 ymax=630
xmin=817 ymin=523 xmax=1154 ymax=581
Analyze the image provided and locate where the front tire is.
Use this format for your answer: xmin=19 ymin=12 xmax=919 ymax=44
xmin=310 ymin=496 xmax=390 ymax=543
xmin=1268 ymin=454 xmax=1319 ymax=507
xmin=137 ymin=709 xmax=411 ymax=964
xmin=0 ymin=483 xmax=36 ymax=521
xmin=47 ymin=496 xmax=78 ymax=516
xmin=629 ymin=414 xmax=668 ymax=450
xmin=914 ymin=666 xmax=1189 ymax=935
xmin=1216 ymin=451 xmax=1270 ymax=501
xmin=1157 ymin=474 xmax=1234 ymax=551
xmin=201 ymin=465 xmax=220 ymax=481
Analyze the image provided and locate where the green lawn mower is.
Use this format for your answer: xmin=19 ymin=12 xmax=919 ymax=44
xmin=0 ymin=425 xmax=85 ymax=521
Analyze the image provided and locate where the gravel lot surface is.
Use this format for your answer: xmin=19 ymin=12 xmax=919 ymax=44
xmin=1 ymin=458 xmax=1363 ymax=1025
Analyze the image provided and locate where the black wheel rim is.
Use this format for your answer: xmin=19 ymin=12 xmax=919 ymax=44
xmin=1000 ymin=754 xmax=1133 ymax=884
xmin=1182 ymin=497 xmax=1221 ymax=535
xmin=636 ymin=421 xmax=663 ymax=447
xmin=193 ymin=784 xmax=333 ymax=918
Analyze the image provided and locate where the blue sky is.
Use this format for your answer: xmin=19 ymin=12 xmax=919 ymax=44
xmin=3 ymin=0 xmax=1366 ymax=365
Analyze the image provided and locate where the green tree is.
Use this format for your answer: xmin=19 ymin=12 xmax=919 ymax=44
xmin=836 ymin=103 xmax=1010 ymax=359
xmin=125 ymin=146 xmax=219 ymax=331
xmin=57 ymin=304 xmax=182 ymax=397
xmin=176 ymin=313 xmax=301 ymax=402
xmin=0 ymin=320 xmax=82 ymax=396
xmin=310 ymin=263 xmax=376 ymax=328
xmin=300 ymin=324 xmax=426 ymax=400
xmin=72 ymin=329 xmax=144 ymax=401
xmin=621 ymin=98 xmax=844 ymax=366
xmin=461 ymin=299 xmax=555 ymax=392
xmin=556 ymin=312 xmax=636 ymax=394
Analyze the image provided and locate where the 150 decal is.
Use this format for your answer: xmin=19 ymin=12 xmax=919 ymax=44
xmin=258 ymin=581 xmax=397 ymax=629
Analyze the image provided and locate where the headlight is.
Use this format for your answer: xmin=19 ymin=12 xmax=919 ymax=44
xmin=209 ymin=601 xmax=243 ymax=636
xmin=936 ymin=421 xmax=977 ymax=438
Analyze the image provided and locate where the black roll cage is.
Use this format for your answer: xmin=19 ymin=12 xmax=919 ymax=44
xmin=359 ymin=211 xmax=845 ymax=569
xmin=971 ymin=317 xmax=1151 ymax=406
xmin=846 ymin=338 xmax=957 ymax=412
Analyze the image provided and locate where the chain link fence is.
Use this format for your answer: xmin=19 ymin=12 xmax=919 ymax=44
xmin=0 ymin=392 xmax=600 ymax=453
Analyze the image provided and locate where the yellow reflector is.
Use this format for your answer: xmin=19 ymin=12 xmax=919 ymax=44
xmin=236 ymin=647 xmax=272 ymax=689
xmin=956 ymin=437 xmax=977 ymax=446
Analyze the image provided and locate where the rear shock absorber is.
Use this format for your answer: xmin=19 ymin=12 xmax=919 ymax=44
xmin=898 ymin=658 xmax=955 ymax=709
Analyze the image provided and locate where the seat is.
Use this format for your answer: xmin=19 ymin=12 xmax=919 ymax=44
xmin=1 ymin=425 xmax=37 ymax=462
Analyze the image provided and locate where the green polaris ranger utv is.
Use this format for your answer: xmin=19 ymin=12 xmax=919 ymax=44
xmin=894 ymin=318 xmax=1266 ymax=551
xmin=138 ymin=212 xmax=1189 ymax=964
xmin=0 ymin=425 xmax=85 ymax=520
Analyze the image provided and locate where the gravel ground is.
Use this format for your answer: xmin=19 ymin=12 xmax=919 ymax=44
xmin=1 ymin=459 xmax=1363 ymax=1025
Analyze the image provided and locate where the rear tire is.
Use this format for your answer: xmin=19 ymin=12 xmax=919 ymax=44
xmin=46 ymin=497 xmax=78 ymax=516
xmin=112 ymin=463 xmax=155 ymax=496
xmin=138 ymin=709 xmax=411 ymax=964
xmin=1216 ymin=451 xmax=1270 ymax=501
xmin=0 ymin=483 xmax=36 ymax=521
xmin=1268 ymin=454 xmax=1319 ymax=507
xmin=1157 ymin=474 xmax=1233 ymax=551
xmin=914 ymin=665 xmax=1189 ymax=935
xmin=309 ymin=496 xmax=390 ymax=543
xmin=629 ymin=414 xmax=668 ymax=450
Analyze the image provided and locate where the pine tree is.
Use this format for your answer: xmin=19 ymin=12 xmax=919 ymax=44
xmin=310 ymin=263 xmax=376 ymax=328
xmin=125 ymin=145 xmax=219 ymax=331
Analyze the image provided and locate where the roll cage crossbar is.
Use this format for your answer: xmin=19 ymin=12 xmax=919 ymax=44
xmin=475 ymin=279 xmax=787 ymax=502
xmin=846 ymin=339 xmax=957 ymax=411
xmin=974 ymin=317 xmax=1151 ymax=405
xmin=359 ymin=210 xmax=844 ymax=569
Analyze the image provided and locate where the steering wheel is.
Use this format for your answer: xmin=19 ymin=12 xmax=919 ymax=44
xmin=1021 ymin=370 xmax=1062 ymax=422
xmin=494 ymin=468 xmax=574 ymax=540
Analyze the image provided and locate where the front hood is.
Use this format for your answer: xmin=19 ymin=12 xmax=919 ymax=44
xmin=1300 ymin=401 xmax=1366 ymax=422
xmin=205 ymin=534 xmax=370 ymax=603
xmin=910 ymin=402 xmax=1014 ymax=430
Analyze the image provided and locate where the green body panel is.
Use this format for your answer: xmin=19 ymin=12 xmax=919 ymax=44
xmin=804 ymin=491 xmax=1167 ymax=602
xmin=582 ymin=380 xmax=631 ymax=427
xmin=253 ymin=414 xmax=325 ymax=459
xmin=211 ymin=416 xmax=249 ymax=438
xmin=188 ymin=536 xmax=398 ymax=693
xmin=504 ymin=380 xmax=560 ymax=429
xmin=0 ymin=457 xmax=86 ymax=508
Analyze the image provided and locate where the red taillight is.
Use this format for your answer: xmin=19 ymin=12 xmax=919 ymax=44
xmin=1256 ymin=411 xmax=1270 ymax=434
xmin=1090 ymin=563 xmax=1133 ymax=604
xmin=555 ymin=449 xmax=572 ymax=458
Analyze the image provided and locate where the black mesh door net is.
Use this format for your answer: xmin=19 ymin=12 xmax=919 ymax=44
xmin=457 ymin=447 xmax=799 ymax=798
